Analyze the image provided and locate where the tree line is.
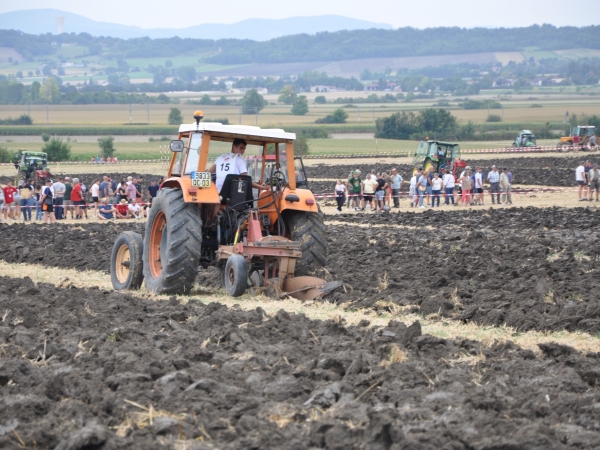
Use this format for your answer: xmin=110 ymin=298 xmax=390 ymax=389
xmin=1 ymin=24 xmax=599 ymax=63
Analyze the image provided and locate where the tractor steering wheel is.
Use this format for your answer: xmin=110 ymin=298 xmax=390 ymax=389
xmin=267 ymin=170 xmax=286 ymax=187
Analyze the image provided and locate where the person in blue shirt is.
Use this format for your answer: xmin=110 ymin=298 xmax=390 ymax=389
xmin=96 ymin=197 xmax=116 ymax=220
xmin=390 ymin=168 xmax=403 ymax=208
xmin=147 ymin=179 xmax=160 ymax=203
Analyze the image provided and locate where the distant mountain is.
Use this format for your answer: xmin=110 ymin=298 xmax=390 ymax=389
xmin=0 ymin=9 xmax=392 ymax=41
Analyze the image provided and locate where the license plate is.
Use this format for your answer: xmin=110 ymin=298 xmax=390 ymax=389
xmin=191 ymin=171 xmax=211 ymax=188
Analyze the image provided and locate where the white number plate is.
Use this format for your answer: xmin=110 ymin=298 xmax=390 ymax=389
xmin=191 ymin=171 xmax=211 ymax=188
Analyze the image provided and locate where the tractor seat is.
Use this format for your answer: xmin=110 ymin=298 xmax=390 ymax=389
xmin=219 ymin=174 xmax=253 ymax=211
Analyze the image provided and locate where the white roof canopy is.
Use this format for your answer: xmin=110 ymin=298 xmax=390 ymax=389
xmin=178 ymin=122 xmax=296 ymax=144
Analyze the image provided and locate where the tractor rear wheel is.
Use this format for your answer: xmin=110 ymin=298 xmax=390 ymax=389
xmin=110 ymin=231 xmax=144 ymax=290
xmin=286 ymin=205 xmax=327 ymax=275
xmin=143 ymin=188 xmax=202 ymax=294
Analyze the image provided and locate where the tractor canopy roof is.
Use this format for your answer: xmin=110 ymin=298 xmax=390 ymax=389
xmin=178 ymin=123 xmax=296 ymax=145
xmin=519 ymin=130 xmax=534 ymax=136
xmin=21 ymin=151 xmax=47 ymax=157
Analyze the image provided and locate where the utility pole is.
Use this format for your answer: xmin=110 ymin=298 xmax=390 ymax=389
xmin=255 ymin=107 xmax=258 ymax=125
xmin=357 ymin=106 xmax=360 ymax=123
xmin=372 ymin=106 xmax=375 ymax=124
xmin=129 ymin=103 xmax=132 ymax=124
xmin=239 ymin=106 xmax=242 ymax=125
xmin=147 ymin=104 xmax=150 ymax=124
xmin=46 ymin=103 xmax=49 ymax=124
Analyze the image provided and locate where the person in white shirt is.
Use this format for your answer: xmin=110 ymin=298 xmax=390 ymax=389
xmin=575 ymin=161 xmax=587 ymax=201
xmin=361 ymin=174 xmax=378 ymax=210
xmin=474 ymin=167 xmax=484 ymax=206
xmin=409 ymin=173 xmax=418 ymax=207
xmin=431 ymin=173 xmax=443 ymax=207
xmin=208 ymin=138 xmax=267 ymax=193
xmin=128 ymin=197 xmax=142 ymax=219
xmin=90 ymin=179 xmax=100 ymax=214
xmin=442 ymin=169 xmax=455 ymax=205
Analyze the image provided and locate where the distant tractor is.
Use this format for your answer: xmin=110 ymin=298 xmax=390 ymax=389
xmin=412 ymin=140 xmax=466 ymax=177
xmin=13 ymin=150 xmax=52 ymax=184
xmin=558 ymin=125 xmax=597 ymax=152
xmin=512 ymin=130 xmax=537 ymax=148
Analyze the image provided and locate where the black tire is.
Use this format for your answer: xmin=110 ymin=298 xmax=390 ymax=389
xmin=110 ymin=231 xmax=144 ymax=290
xmin=143 ymin=188 xmax=202 ymax=294
xmin=223 ymin=254 xmax=248 ymax=297
xmin=286 ymin=205 xmax=328 ymax=275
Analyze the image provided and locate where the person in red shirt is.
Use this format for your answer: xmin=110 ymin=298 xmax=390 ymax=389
xmin=71 ymin=177 xmax=83 ymax=219
xmin=2 ymin=181 xmax=18 ymax=220
xmin=115 ymin=198 xmax=131 ymax=219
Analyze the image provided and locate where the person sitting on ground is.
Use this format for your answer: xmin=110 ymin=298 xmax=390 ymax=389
xmin=128 ymin=197 xmax=142 ymax=219
xmin=115 ymin=198 xmax=132 ymax=219
xmin=97 ymin=197 xmax=116 ymax=220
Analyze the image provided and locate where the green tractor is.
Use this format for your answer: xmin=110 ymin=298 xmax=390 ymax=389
xmin=412 ymin=140 xmax=466 ymax=177
xmin=512 ymin=130 xmax=537 ymax=148
xmin=13 ymin=150 xmax=53 ymax=185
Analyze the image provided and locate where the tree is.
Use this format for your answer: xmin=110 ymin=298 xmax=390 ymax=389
xmin=97 ymin=136 xmax=116 ymax=158
xmin=241 ymin=89 xmax=266 ymax=114
xmin=42 ymin=138 xmax=71 ymax=161
xmin=291 ymin=95 xmax=309 ymax=115
xmin=177 ymin=66 xmax=196 ymax=82
xmin=42 ymin=133 xmax=50 ymax=142
xmin=168 ymin=108 xmax=183 ymax=125
xmin=315 ymin=108 xmax=348 ymax=124
xmin=314 ymin=95 xmax=327 ymax=104
xmin=294 ymin=137 xmax=309 ymax=156
xmin=153 ymin=67 xmax=169 ymax=84
xmin=165 ymin=60 xmax=173 ymax=67
xmin=278 ymin=85 xmax=297 ymax=104
xmin=40 ymin=77 xmax=59 ymax=103
xmin=0 ymin=144 xmax=11 ymax=163
xmin=16 ymin=71 xmax=23 ymax=79
xmin=30 ymin=81 xmax=41 ymax=101
xmin=199 ymin=94 xmax=214 ymax=105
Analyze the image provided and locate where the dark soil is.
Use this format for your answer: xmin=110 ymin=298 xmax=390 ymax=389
xmin=2 ymin=276 xmax=600 ymax=449
xmin=2 ymin=207 xmax=600 ymax=335
xmin=306 ymin=156 xmax=600 ymax=188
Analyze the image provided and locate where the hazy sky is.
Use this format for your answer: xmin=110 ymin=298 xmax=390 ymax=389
xmin=0 ymin=0 xmax=596 ymax=29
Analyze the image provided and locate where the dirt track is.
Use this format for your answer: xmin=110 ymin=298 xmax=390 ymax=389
xmin=2 ymin=276 xmax=600 ymax=449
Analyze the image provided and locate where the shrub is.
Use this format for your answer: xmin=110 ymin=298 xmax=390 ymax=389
xmin=241 ymin=89 xmax=267 ymax=114
xmin=0 ymin=145 xmax=11 ymax=163
xmin=168 ymin=108 xmax=183 ymax=125
xmin=42 ymin=138 xmax=71 ymax=161
xmin=294 ymin=137 xmax=309 ymax=156
xmin=41 ymin=133 xmax=50 ymax=142
xmin=315 ymin=108 xmax=348 ymax=124
xmin=291 ymin=96 xmax=309 ymax=115
xmin=98 ymin=136 xmax=116 ymax=157
xmin=314 ymin=95 xmax=327 ymax=104
xmin=486 ymin=114 xmax=502 ymax=122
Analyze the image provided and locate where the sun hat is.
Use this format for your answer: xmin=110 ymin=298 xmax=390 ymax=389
xmin=120 ymin=199 xmax=128 ymax=204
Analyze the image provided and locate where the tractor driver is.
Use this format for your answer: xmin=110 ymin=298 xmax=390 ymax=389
xmin=208 ymin=138 xmax=268 ymax=193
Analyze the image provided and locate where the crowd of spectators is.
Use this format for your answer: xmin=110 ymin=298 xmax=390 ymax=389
xmin=334 ymin=165 xmax=514 ymax=212
xmin=90 ymin=156 xmax=118 ymax=164
xmin=0 ymin=175 xmax=163 ymax=224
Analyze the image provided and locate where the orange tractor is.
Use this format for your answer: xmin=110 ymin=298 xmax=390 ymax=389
xmin=110 ymin=112 xmax=339 ymax=300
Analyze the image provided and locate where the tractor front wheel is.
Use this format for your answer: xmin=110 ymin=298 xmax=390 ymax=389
xmin=143 ymin=188 xmax=202 ymax=294
xmin=110 ymin=231 xmax=144 ymax=290
xmin=286 ymin=206 xmax=327 ymax=275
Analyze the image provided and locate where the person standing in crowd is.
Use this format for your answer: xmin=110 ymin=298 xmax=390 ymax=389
xmin=0 ymin=184 xmax=4 ymax=223
xmin=134 ymin=177 xmax=143 ymax=201
xmin=109 ymin=176 xmax=117 ymax=206
xmin=41 ymin=179 xmax=56 ymax=224
xmin=13 ymin=182 xmax=21 ymax=220
xmin=34 ymin=185 xmax=43 ymax=220
xmin=374 ymin=173 xmax=387 ymax=211
xmin=346 ymin=170 xmax=362 ymax=211
xmin=409 ymin=170 xmax=418 ymax=207
xmin=2 ymin=180 xmax=17 ymax=221
xmin=19 ymin=179 xmax=33 ymax=221
xmin=573 ymin=133 xmax=580 ymax=151
xmin=79 ymin=179 xmax=89 ymax=219
xmin=500 ymin=167 xmax=512 ymax=205
xmin=576 ymin=161 xmax=587 ymax=201
xmin=416 ymin=168 xmax=428 ymax=208
xmin=126 ymin=177 xmax=137 ymax=202
xmin=52 ymin=177 xmax=66 ymax=219
xmin=487 ymin=165 xmax=501 ymax=205
xmin=147 ymin=179 xmax=160 ymax=204
xmin=588 ymin=163 xmax=600 ymax=202
xmin=362 ymin=174 xmax=378 ymax=210
xmin=474 ymin=167 xmax=484 ymax=206
xmin=425 ymin=166 xmax=435 ymax=207
xmin=383 ymin=171 xmax=393 ymax=207
xmin=99 ymin=176 xmax=109 ymax=199
xmin=116 ymin=178 xmax=127 ymax=204
xmin=91 ymin=178 xmax=101 ymax=214
xmin=71 ymin=178 xmax=84 ymax=219
xmin=63 ymin=176 xmax=73 ymax=219
xmin=431 ymin=172 xmax=442 ymax=207
xmin=460 ymin=170 xmax=473 ymax=206
xmin=390 ymin=168 xmax=403 ymax=208
xmin=442 ymin=168 xmax=455 ymax=206
xmin=334 ymin=179 xmax=347 ymax=213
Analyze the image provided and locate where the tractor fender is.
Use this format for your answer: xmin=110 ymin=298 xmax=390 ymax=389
xmin=161 ymin=177 xmax=220 ymax=204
